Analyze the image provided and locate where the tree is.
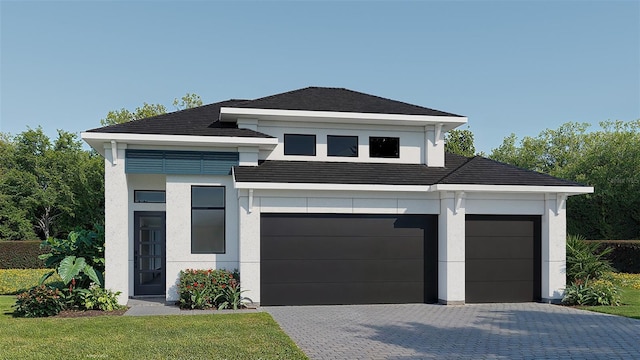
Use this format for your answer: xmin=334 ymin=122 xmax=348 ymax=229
xmin=490 ymin=120 xmax=640 ymax=239
xmin=99 ymin=92 xmax=203 ymax=126
xmin=173 ymin=93 xmax=203 ymax=110
xmin=445 ymin=128 xmax=476 ymax=157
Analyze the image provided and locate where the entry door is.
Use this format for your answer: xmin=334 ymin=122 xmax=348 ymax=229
xmin=134 ymin=212 xmax=166 ymax=296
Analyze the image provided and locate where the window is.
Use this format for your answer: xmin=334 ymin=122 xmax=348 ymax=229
xmin=191 ymin=186 xmax=225 ymax=254
xmin=369 ymin=137 xmax=400 ymax=158
xmin=327 ymin=135 xmax=358 ymax=157
xmin=284 ymin=134 xmax=316 ymax=156
xmin=134 ymin=190 xmax=166 ymax=203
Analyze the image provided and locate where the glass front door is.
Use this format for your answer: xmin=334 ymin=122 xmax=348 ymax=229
xmin=134 ymin=212 xmax=166 ymax=296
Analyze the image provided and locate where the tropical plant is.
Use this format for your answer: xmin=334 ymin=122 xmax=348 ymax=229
xmin=177 ymin=268 xmax=248 ymax=310
xmin=79 ymin=283 xmax=123 ymax=311
xmin=566 ymin=234 xmax=613 ymax=283
xmin=214 ymin=279 xmax=252 ymax=310
xmin=562 ymin=278 xmax=621 ymax=306
xmin=13 ymin=285 xmax=64 ymax=317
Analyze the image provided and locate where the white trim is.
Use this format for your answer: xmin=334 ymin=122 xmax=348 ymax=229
xmin=82 ymin=132 xmax=278 ymax=156
xmin=556 ymin=193 xmax=567 ymax=216
xmin=248 ymin=189 xmax=254 ymax=213
xmin=234 ymin=181 xmax=432 ymax=192
xmin=434 ymin=123 xmax=443 ymax=145
xmin=110 ymin=140 xmax=118 ymax=165
xmin=220 ymin=107 xmax=467 ymax=128
xmin=432 ymin=184 xmax=594 ymax=194
xmin=454 ymin=191 xmax=465 ymax=214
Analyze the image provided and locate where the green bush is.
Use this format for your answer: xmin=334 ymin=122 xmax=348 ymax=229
xmin=79 ymin=283 xmax=123 ymax=311
xmin=562 ymin=278 xmax=621 ymax=306
xmin=177 ymin=269 xmax=249 ymax=310
xmin=566 ymin=234 xmax=614 ymax=283
xmin=13 ymin=285 xmax=64 ymax=317
xmin=0 ymin=241 xmax=49 ymax=269
xmin=595 ymin=240 xmax=640 ymax=274
xmin=0 ymin=269 xmax=62 ymax=295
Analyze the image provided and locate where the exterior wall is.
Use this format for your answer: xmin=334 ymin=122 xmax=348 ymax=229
xmin=541 ymin=194 xmax=567 ymax=303
xmin=257 ymin=120 xmax=426 ymax=164
xmin=438 ymin=192 xmax=465 ymax=304
xmin=164 ymin=174 xmax=239 ymax=301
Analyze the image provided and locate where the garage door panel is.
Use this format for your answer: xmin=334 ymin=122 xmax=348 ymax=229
xmin=466 ymin=220 xmax=534 ymax=237
xmin=466 ymin=281 xmax=535 ymax=303
xmin=466 ymin=236 xmax=534 ymax=259
xmin=262 ymin=259 xmax=425 ymax=283
xmin=261 ymin=235 xmax=425 ymax=260
xmin=466 ymin=259 xmax=534 ymax=282
xmin=261 ymin=281 xmax=426 ymax=305
xmin=261 ymin=214 xmax=428 ymax=237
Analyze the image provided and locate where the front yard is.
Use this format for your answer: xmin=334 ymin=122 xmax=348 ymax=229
xmin=0 ymin=296 xmax=307 ymax=359
xmin=580 ymin=286 xmax=640 ymax=320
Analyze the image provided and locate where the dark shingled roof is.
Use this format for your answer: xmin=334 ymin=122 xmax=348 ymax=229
xmin=233 ymin=153 xmax=583 ymax=187
xmin=86 ymin=100 xmax=273 ymax=138
xmin=234 ymin=87 xmax=464 ymax=117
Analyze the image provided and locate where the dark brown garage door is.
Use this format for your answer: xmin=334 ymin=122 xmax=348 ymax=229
xmin=261 ymin=214 xmax=438 ymax=306
xmin=466 ymin=215 xmax=541 ymax=303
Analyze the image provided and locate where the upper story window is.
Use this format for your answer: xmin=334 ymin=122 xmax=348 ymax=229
xmin=134 ymin=190 xmax=166 ymax=203
xmin=327 ymin=135 xmax=358 ymax=157
xmin=369 ymin=137 xmax=400 ymax=158
xmin=284 ymin=134 xmax=316 ymax=156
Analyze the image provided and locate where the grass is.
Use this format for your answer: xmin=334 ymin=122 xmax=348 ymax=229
xmin=0 ymin=295 xmax=307 ymax=360
xmin=579 ymin=273 xmax=640 ymax=320
xmin=0 ymin=269 xmax=62 ymax=295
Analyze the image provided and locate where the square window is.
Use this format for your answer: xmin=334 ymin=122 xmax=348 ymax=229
xmin=284 ymin=134 xmax=316 ymax=156
xmin=369 ymin=137 xmax=400 ymax=158
xmin=327 ymin=135 xmax=358 ymax=157
xmin=191 ymin=186 xmax=225 ymax=254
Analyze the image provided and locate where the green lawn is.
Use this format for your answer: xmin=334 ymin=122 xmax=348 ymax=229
xmin=0 ymin=296 xmax=307 ymax=360
xmin=580 ymin=286 xmax=640 ymax=320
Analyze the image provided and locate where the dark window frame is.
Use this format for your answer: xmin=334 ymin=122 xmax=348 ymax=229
xmin=134 ymin=190 xmax=166 ymax=203
xmin=284 ymin=134 xmax=316 ymax=156
xmin=369 ymin=137 xmax=400 ymax=158
xmin=191 ymin=186 xmax=226 ymax=254
xmin=327 ymin=135 xmax=359 ymax=157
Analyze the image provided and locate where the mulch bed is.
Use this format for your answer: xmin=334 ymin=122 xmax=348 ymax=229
xmin=54 ymin=308 xmax=128 ymax=318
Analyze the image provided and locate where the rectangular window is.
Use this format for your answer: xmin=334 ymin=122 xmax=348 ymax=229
xmin=284 ymin=134 xmax=316 ymax=156
xmin=327 ymin=135 xmax=358 ymax=157
xmin=191 ymin=186 xmax=225 ymax=254
xmin=134 ymin=190 xmax=166 ymax=203
xmin=369 ymin=137 xmax=400 ymax=158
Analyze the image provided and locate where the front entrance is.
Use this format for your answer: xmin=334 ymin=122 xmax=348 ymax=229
xmin=134 ymin=211 xmax=166 ymax=296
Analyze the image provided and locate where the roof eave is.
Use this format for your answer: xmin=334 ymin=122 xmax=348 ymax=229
xmin=81 ymin=132 xmax=278 ymax=157
xmin=431 ymin=184 xmax=594 ymax=195
xmin=219 ymin=107 xmax=467 ymax=129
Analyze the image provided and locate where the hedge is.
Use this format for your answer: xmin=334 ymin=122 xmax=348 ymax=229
xmin=593 ymin=240 xmax=640 ymax=274
xmin=0 ymin=241 xmax=48 ymax=269
xmin=0 ymin=269 xmax=62 ymax=295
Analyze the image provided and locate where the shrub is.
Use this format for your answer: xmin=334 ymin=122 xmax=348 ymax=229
xmin=177 ymin=269 xmax=249 ymax=310
xmin=566 ymin=234 xmax=614 ymax=283
xmin=595 ymin=241 xmax=640 ymax=274
xmin=79 ymin=283 xmax=123 ymax=311
xmin=0 ymin=241 xmax=49 ymax=269
xmin=0 ymin=269 xmax=62 ymax=295
xmin=562 ymin=278 xmax=621 ymax=306
xmin=13 ymin=285 xmax=64 ymax=317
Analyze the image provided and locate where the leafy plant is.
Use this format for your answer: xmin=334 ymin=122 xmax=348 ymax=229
xmin=79 ymin=283 xmax=123 ymax=311
xmin=13 ymin=285 xmax=64 ymax=317
xmin=562 ymin=278 xmax=621 ymax=306
xmin=214 ymin=279 xmax=252 ymax=310
xmin=177 ymin=269 xmax=248 ymax=310
xmin=566 ymin=234 xmax=613 ymax=283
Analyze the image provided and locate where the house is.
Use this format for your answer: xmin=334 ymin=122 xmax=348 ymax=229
xmin=82 ymin=87 xmax=593 ymax=306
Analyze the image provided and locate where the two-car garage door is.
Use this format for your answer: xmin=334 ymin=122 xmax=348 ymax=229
xmin=260 ymin=214 xmax=438 ymax=306
xmin=260 ymin=213 xmax=541 ymax=305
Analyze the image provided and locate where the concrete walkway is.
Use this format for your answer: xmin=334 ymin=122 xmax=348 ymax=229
xmin=124 ymin=297 xmax=259 ymax=316
xmin=264 ymin=303 xmax=640 ymax=360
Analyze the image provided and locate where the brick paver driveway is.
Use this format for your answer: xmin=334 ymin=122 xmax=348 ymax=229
xmin=264 ymin=303 xmax=640 ymax=359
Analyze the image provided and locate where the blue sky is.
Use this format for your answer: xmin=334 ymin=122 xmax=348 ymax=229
xmin=1 ymin=1 xmax=638 ymax=153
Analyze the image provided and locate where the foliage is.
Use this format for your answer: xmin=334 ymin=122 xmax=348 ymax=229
xmin=79 ymin=283 xmax=123 ymax=311
xmin=0 ymin=240 xmax=49 ymax=269
xmin=13 ymin=285 xmax=64 ymax=317
xmin=177 ymin=268 xmax=250 ymax=310
xmin=0 ymin=296 xmax=307 ymax=359
xmin=100 ymin=92 xmax=203 ymax=126
xmin=490 ymin=120 xmax=640 ymax=239
xmin=0 ymin=128 xmax=104 ymax=240
xmin=566 ymin=234 xmax=614 ymax=283
xmin=445 ymin=128 xmax=476 ymax=157
xmin=39 ymin=225 xmax=105 ymax=288
xmin=173 ymin=93 xmax=203 ymax=110
xmin=0 ymin=269 xmax=62 ymax=295
xmin=562 ymin=278 xmax=621 ymax=306
xmin=609 ymin=272 xmax=640 ymax=290
xmin=594 ymin=240 xmax=640 ymax=274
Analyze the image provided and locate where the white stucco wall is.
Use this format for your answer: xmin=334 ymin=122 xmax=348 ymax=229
xmin=164 ymin=175 xmax=239 ymax=301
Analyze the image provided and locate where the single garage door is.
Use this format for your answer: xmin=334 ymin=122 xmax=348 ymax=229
xmin=261 ymin=214 xmax=438 ymax=306
xmin=466 ymin=215 xmax=541 ymax=303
